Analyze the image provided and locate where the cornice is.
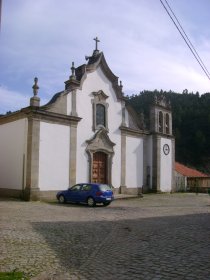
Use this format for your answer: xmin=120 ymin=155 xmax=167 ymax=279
xmin=150 ymin=131 xmax=175 ymax=139
xmin=0 ymin=107 xmax=81 ymax=126
xmin=22 ymin=107 xmax=82 ymax=125
xmin=120 ymin=125 xmax=149 ymax=137
xmin=95 ymin=53 xmax=124 ymax=101
xmin=0 ymin=111 xmax=25 ymax=125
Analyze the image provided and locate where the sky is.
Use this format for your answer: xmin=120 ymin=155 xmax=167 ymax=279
xmin=0 ymin=0 xmax=210 ymax=114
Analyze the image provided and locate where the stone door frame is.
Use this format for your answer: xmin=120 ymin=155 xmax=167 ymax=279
xmin=86 ymin=128 xmax=115 ymax=186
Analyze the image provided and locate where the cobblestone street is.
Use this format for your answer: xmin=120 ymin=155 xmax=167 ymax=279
xmin=0 ymin=193 xmax=210 ymax=280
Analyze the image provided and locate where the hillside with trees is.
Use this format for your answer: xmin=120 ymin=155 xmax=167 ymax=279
xmin=127 ymin=90 xmax=210 ymax=174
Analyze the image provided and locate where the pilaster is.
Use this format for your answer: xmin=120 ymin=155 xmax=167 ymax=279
xmin=171 ymin=138 xmax=176 ymax=192
xmin=121 ymin=101 xmax=126 ymax=126
xmin=120 ymin=131 xmax=126 ymax=192
xmin=142 ymin=135 xmax=148 ymax=192
xmin=70 ymin=89 xmax=78 ymax=117
xmin=25 ymin=117 xmax=40 ymax=200
xmin=152 ymin=134 xmax=161 ymax=192
xmin=69 ymin=123 xmax=77 ymax=187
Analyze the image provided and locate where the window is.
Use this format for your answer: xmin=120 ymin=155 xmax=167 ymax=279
xmin=70 ymin=185 xmax=81 ymax=192
xmin=99 ymin=184 xmax=112 ymax=191
xmin=92 ymin=90 xmax=109 ymax=131
xmin=159 ymin=111 xmax=163 ymax=133
xmin=81 ymin=185 xmax=92 ymax=191
xmin=165 ymin=113 xmax=170 ymax=134
xmin=96 ymin=104 xmax=105 ymax=127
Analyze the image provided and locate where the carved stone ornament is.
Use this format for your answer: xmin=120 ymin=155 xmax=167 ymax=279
xmin=154 ymin=94 xmax=171 ymax=109
xmin=32 ymin=77 xmax=39 ymax=96
xmin=86 ymin=128 xmax=115 ymax=154
xmin=92 ymin=90 xmax=108 ymax=102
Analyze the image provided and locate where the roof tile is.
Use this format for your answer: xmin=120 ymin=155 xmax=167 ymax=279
xmin=175 ymin=162 xmax=208 ymax=177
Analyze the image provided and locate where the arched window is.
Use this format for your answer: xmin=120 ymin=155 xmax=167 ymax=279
xmin=159 ymin=111 xmax=163 ymax=133
xmin=96 ymin=104 xmax=106 ymax=127
xmin=165 ymin=113 xmax=170 ymax=134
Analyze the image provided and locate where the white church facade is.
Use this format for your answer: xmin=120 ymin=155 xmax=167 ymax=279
xmin=0 ymin=39 xmax=175 ymax=200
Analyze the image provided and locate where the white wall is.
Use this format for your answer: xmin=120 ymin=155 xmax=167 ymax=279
xmin=71 ymin=67 xmax=122 ymax=187
xmin=160 ymin=138 xmax=172 ymax=192
xmin=0 ymin=118 xmax=28 ymax=189
xmin=126 ymin=136 xmax=143 ymax=188
xmin=39 ymin=122 xmax=70 ymax=190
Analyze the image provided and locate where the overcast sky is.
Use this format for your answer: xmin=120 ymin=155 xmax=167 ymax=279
xmin=1 ymin=0 xmax=210 ymax=114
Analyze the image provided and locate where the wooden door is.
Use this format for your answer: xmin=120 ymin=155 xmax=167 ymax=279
xmin=92 ymin=152 xmax=107 ymax=183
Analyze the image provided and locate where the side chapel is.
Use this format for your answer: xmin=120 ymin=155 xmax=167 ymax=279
xmin=0 ymin=38 xmax=175 ymax=200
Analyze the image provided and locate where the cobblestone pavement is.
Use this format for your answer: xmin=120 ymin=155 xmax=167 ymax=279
xmin=0 ymin=193 xmax=210 ymax=280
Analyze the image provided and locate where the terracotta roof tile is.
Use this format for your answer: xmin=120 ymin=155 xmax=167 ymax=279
xmin=175 ymin=162 xmax=208 ymax=177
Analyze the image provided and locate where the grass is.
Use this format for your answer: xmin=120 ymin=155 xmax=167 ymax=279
xmin=0 ymin=271 xmax=29 ymax=280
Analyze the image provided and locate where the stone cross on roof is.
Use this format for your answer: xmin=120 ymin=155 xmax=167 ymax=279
xmin=70 ymin=62 xmax=76 ymax=80
xmin=93 ymin=37 xmax=100 ymax=51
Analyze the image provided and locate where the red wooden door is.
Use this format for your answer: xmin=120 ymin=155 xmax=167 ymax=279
xmin=92 ymin=152 xmax=107 ymax=183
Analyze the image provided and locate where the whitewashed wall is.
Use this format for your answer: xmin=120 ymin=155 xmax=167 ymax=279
xmin=39 ymin=122 xmax=70 ymax=190
xmin=160 ymin=138 xmax=172 ymax=192
xmin=126 ymin=136 xmax=143 ymax=188
xmin=68 ymin=67 xmax=122 ymax=187
xmin=0 ymin=118 xmax=28 ymax=189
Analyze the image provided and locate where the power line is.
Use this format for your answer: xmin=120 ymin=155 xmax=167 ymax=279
xmin=163 ymin=0 xmax=210 ymax=78
xmin=0 ymin=0 xmax=2 ymax=31
xmin=160 ymin=0 xmax=210 ymax=80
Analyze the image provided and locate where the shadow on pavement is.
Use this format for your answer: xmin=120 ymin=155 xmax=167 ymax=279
xmin=32 ymin=213 xmax=210 ymax=279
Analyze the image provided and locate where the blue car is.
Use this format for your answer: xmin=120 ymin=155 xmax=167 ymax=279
xmin=56 ymin=183 xmax=114 ymax=207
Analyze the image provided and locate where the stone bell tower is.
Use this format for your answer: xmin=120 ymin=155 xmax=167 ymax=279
xmin=150 ymin=94 xmax=175 ymax=192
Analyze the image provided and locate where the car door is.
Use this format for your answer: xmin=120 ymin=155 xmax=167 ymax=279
xmin=79 ymin=184 xmax=92 ymax=203
xmin=67 ymin=184 xmax=82 ymax=202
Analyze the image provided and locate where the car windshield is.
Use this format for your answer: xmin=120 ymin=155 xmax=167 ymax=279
xmin=99 ymin=184 xmax=112 ymax=192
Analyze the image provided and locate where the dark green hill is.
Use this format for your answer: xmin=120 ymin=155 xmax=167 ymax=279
xmin=127 ymin=90 xmax=210 ymax=174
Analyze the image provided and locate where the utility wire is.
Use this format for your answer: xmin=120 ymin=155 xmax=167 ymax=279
xmin=163 ymin=0 xmax=210 ymax=78
xmin=0 ymin=0 xmax=2 ymax=31
xmin=160 ymin=0 xmax=210 ymax=80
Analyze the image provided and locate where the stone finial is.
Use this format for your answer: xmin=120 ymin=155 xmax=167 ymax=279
xmin=70 ymin=62 xmax=76 ymax=80
xmin=120 ymin=80 xmax=123 ymax=91
xmin=119 ymin=80 xmax=124 ymax=96
xmin=30 ymin=77 xmax=40 ymax=107
xmin=32 ymin=77 xmax=39 ymax=96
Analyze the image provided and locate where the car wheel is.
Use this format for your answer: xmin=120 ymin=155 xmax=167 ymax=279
xmin=103 ymin=202 xmax=111 ymax=206
xmin=87 ymin=197 xmax=95 ymax=207
xmin=58 ymin=195 xmax=66 ymax=204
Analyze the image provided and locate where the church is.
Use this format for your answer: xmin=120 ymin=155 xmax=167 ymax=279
xmin=0 ymin=38 xmax=175 ymax=200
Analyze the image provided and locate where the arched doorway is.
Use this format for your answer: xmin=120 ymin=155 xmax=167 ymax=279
xmin=92 ymin=152 xmax=107 ymax=184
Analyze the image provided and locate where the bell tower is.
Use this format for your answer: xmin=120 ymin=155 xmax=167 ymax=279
xmin=149 ymin=94 xmax=175 ymax=192
xmin=150 ymin=94 xmax=172 ymax=135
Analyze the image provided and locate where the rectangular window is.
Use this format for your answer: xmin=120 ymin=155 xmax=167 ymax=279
xmin=96 ymin=104 xmax=105 ymax=127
